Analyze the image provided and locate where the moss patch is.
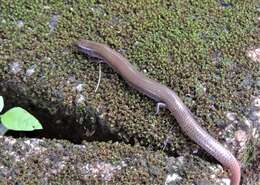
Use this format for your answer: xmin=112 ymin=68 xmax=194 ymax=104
xmin=0 ymin=0 xmax=259 ymax=184
xmin=0 ymin=136 xmax=227 ymax=185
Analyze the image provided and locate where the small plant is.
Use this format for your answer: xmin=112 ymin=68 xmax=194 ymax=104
xmin=0 ymin=96 xmax=43 ymax=136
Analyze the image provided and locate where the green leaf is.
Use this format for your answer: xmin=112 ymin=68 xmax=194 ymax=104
xmin=0 ymin=96 xmax=4 ymax=113
xmin=1 ymin=107 xmax=43 ymax=131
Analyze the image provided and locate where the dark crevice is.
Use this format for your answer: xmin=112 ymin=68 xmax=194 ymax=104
xmin=194 ymin=148 xmax=219 ymax=164
xmin=0 ymin=81 xmax=221 ymax=162
xmin=0 ymin=81 xmax=121 ymax=144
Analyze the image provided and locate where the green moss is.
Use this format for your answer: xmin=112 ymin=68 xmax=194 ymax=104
xmin=0 ymin=136 xmax=226 ymax=184
xmin=0 ymin=0 xmax=259 ymax=183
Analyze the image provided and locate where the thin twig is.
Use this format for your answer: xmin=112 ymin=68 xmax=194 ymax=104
xmin=94 ymin=62 xmax=102 ymax=93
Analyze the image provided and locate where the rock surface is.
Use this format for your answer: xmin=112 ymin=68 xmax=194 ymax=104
xmin=0 ymin=136 xmax=224 ymax=185
xmin=0 ymin=0 xmax=259 ymax=184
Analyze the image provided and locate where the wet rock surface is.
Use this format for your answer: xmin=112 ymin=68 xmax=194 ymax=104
xmin=0 ymin=137 xmax=223 ymax=185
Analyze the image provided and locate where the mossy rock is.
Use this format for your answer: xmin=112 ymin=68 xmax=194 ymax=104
xmin=0 ymin=0 xmax=259 ymax=184
xmin=0 ymin=136 xmax=229 ymax=185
